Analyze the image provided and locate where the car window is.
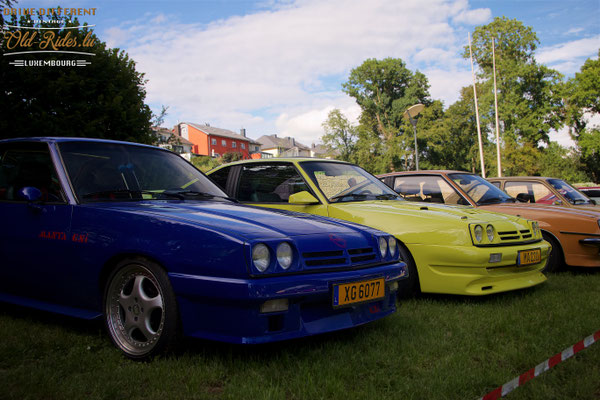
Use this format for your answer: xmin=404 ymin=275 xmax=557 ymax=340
xmin=300 ymin=161 xmax=399 ymax=203
xmin=209 ymin=166 xmax=230 ymax=192
xmin=449 ymin=173 xmax=514 ymax=205
xmin=237 ymin=163 xmax=310 ymax=203
xmin=547 ymin=178 xmax=592 ymax=205
xmin=504 ymin=181 xmax=555 ymax=204
xmin=392 ymin=175 xmax=468 ymax=205
xmin=58 ymin=141 xmax=226 ymax=202
xmin=0 ymin=142 xmax=65 ymax=203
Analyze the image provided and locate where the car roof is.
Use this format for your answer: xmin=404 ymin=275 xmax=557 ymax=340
xmin=218 ymin=158 xmax=353 ymax=167
xmin=486 ymin=176 xmax=557 ymax=181
xmin=0 ymin=137 xmax=158 ymax=150
xmin=377 ymin=170 xmax=467 ymax=177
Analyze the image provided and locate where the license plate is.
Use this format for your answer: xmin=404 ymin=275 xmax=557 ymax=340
xmin=332 ymin=277 xmax=385 ymax=307
xmin=518 ymin=248 xmax=541 ymax=266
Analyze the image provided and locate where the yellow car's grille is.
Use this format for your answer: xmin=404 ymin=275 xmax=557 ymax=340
xmin=498 ymin=229 xmax=533 ymax=242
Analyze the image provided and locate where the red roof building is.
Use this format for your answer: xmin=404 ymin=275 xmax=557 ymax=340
xmin=177 ymin=122 xmax=261 ymax=159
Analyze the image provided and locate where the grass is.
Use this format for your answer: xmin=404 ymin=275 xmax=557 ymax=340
xmin=1 ymin=269 xmax=599 ymax=400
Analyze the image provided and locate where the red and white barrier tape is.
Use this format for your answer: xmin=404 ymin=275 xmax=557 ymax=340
xmin=479 ymin=329 xmax=600 ymax=400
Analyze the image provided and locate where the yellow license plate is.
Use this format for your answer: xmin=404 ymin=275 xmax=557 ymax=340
xmin=333 ymin=278 xmax=385 ymax=307
xmin=518 ymin=248 xmax=541 ymax=266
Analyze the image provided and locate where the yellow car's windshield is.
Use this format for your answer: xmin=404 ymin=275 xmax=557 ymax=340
xmin=300 ymin=161 xmax=400 ymax=203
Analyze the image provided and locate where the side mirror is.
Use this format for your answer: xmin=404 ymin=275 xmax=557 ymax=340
xmin=288 ymin=191 xmax=319 ymax=205
xmin=18 ymin=186 xmax=42 ymax=202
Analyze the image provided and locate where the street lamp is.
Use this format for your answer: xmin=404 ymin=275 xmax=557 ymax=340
xmin=403 ymin=103 xmax=424 ymax=170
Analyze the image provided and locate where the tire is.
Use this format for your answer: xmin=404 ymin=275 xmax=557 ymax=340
xmin=103 ymin=258 xmax=180 ymax=359
xmin=542 ymin=232 xmax=563 ymax=273
xmin=396 ymin=244 xmax=420 ymax=299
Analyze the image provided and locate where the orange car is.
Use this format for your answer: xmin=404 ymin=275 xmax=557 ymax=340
xmin=378 ymin=171 xmax=600 ymax=272
xmin=487 ymin=176 xmax=598 ymax=209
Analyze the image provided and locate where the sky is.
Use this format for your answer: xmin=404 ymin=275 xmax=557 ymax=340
xmin=9 ymin=0 xmax=600 ymax=147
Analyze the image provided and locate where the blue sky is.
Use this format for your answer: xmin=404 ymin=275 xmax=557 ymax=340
xmin=9 ymin=0 xmax=600 ymax=146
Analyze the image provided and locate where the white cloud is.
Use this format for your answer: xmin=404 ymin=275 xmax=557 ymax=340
xmin=422 ymin=67 xmax=471 ymax=107
xmin=537 ymin=35 xmax=600 ymax=74
xmin=111 ymin=0 xmax=476 ymax=139
xmin=103 ymin=0 xmax=586 ymax=144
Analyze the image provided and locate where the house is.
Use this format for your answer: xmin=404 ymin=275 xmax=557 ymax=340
xmin=177 ymin=122 xmax=260 ymax=159
xmin=309 ymin=143 xmax=338 ymax=159
xmin=152 ymin=127 xmax=194 ymax=161
xmin=256 ymin=134 xmax=311 ymax=158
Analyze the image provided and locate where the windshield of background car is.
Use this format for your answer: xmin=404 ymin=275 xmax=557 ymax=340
xmin=300 ymin=161 xmax=400 ymax=203
xmin=449 ymin=173 xmax=515 ymax=205
xmin=58 ymin=141 xmax=226 ymax=202
xmin=548 ymin=178 xmax=593 ymax=205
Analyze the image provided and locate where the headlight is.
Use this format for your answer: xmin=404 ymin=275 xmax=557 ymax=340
xmin=378 ymin=237 xmax=388 ymax=258
xmin=531 ymin=221 xmax=540 ymax=236
xmin=474 ymin=225 xmax=483 ymax=243
xmin=486 ymin=225 xmax=495 ymax=242
xmin=276 ymin=242 xmax=293 ymax=270
xmin=252 ymin=243 xmax=270 ymax=272
xmin=388 ymin=237 xmax=397 ymax=257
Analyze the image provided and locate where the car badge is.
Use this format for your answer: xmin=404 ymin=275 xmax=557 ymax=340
xmin=329 ymin=234 xmax=347 ymax=248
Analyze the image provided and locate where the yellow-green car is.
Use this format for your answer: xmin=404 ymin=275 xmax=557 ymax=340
xmin=208 ymin=159 xmax=549 ymax=296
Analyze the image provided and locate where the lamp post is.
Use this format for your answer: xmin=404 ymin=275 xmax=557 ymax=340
xmin=403 ymin=103 xmax=424 ymax=170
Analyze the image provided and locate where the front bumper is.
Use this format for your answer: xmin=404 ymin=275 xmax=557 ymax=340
xmin=409 ymin=241 xmax=550 ymax=295
xmin=168 ymin=262 xmax=406 ymax=343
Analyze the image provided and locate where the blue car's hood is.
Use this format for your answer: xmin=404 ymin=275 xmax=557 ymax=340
xmin=87 ymin=200 xmax=363 ymax=240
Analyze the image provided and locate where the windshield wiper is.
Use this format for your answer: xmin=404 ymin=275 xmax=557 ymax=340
xmin=81 ymin=189 xmax=181 ymax=200
xmin=572 ymin=199 xmax=588 ymax=204
xmin=329 ymin=193 xmax=369 ymax=202
xmin=162 ymin=189 xmax=238 ymax=202
xmin=375 ymin=193 xmax=399 ymax=200
xmin=477 ymin=197 xmax=514 ymax=205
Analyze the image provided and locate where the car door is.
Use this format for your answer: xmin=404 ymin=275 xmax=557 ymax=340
xmin=0 ymin=141 xmax=74 ymax=305
xmin=222 ymin=162 xmax=329 ymax=216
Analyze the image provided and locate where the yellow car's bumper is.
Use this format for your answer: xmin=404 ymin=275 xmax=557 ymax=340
xmin=409 ymin=241 xmax=551 ymax=295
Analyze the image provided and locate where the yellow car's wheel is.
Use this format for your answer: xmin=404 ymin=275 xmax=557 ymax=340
xmin=397 ymin=245 xmax=419 ymax=299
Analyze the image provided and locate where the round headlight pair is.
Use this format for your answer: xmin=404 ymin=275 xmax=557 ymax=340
xmin=474 ymin=224 xmax=495 ymax=243
xmin=252 ymin=243 xmax=293 ymax=272
xmin=378 ymin=236 xmax=397 ymax=258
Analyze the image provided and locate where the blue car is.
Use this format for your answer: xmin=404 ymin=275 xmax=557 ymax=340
xmin=0 ymin=137 xmax=407 ymax=359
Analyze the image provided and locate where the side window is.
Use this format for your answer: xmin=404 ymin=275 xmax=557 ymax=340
xmin=393 ymin=176 xmax=469 ymax=205
xmin=237 ymin=163 xmax=310 ymax=203
xmin=505 ymin=182 xmax=554 ymax=204
xmin=490 ymin=181 xmax=501 ymax=188
xmin=0 ymin=142 xmax=65 ymax=203
xmin=209 ymin=167 xmax=231 ymax=192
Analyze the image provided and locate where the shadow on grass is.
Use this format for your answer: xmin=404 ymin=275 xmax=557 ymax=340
xmin=415 ymin=282 xmax=545 ymax=306
xmin=0 ymin=299 xmax=382 ymax=363
xmin=0 ymin=301 xmax=103 ymax=335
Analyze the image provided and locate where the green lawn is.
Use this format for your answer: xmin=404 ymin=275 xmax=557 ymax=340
xmin=1 ymin=270 xmax=599 ymax=400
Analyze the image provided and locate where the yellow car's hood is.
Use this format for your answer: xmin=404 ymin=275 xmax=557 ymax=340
xmin=328 ymin=200 xmax=531 ymax=246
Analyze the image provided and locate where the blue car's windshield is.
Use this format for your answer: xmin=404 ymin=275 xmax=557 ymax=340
xmin=58 ymin=141 xmax=228 ymax=203
xmin=300 ymin=161 xmax=400 ymax=203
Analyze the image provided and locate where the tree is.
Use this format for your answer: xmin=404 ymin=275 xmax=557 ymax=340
xmin=1 ymin=11 xmax=153 ymax=143
xmin=464 ymin=17 xmax=563 ymax=147
xmin=342 ymin=58 xmax=431 ymax=171
xmin=563 ymin=51 xmax=600 ymax=181
xmin=321 ymin=109 xmax=357 ymax=161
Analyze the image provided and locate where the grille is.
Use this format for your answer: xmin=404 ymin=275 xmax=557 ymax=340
xmin=498 ymin=229 xmax=533 ymax=242
xmin=302 ymin=247 xmax=378 ymax=268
